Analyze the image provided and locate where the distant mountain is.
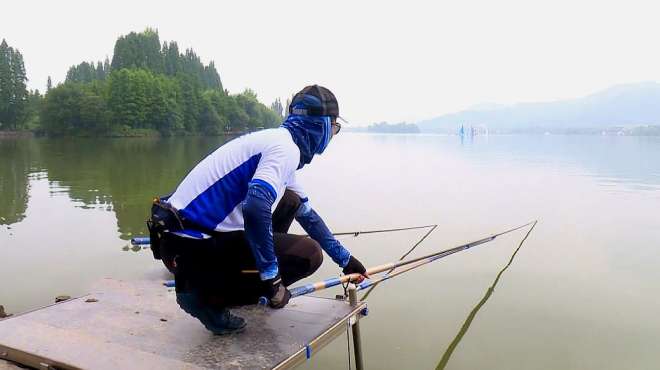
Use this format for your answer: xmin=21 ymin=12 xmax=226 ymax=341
xmin=417 ymin=82 xmax=660 ymax=133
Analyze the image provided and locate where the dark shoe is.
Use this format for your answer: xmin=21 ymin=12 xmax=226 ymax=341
xmin=176 ymin=292 xmax=246 ymax=335
xmin=213 ymin=308 xmax=247 ymax=335
xmin=264 ymin=275 xmax=291 ymax=309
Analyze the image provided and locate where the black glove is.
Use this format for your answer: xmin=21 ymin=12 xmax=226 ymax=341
xmin=342 ymin=255 xmax=367 ymax=276
xmin=265 ymin=275 xmax=291 ymax=309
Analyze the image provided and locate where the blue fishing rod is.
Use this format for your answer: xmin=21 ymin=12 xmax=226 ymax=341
xmin=258 ymin=221 xmax=536 ymax=304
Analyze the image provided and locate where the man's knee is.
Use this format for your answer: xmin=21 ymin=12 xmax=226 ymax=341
xmin=308 ymin=239 xmax=323 ymax=273
xmin=279 ymin=189 xmax=302 ymax=213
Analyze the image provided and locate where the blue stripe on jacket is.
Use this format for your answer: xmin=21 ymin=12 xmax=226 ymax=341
xmin=179 ymin=153 xmax=262 ymax=231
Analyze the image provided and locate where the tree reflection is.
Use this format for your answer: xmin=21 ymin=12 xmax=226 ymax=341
xmin=0 ymin=137 xmax=227 ymax=238
xmin=0 ymin=139 xmax=40 ymax=226
xmin=39 ymin=137 xmax=227 ymax=239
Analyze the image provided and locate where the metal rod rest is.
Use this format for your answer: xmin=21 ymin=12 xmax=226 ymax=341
xmin=348 ymin=285 xmax=365 ymax=370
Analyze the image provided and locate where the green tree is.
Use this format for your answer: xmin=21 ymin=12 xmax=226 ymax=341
xmin=32 ymin=30 xmax=279 ymax=137
xmin=145 ymin=74 xmax=183 ymax=134
xmin=25 ymin=89 xmax=43 ymax=130
xmin=284 ymin=97 xmax=291 ymax=118
xmin=103 ymin=57 xmax=111 ymax=75
xmin=8 ymin=45 xmax=27 ymax=127
xmin=176 ymin=73 xmax=202 ymax=133
xmin=270 ymin=98 xmax=283 ymax=118
xmin=203 ymin=61 xmax=222 ymax=90
xmin=96 ymin=61 xmax=105 ymax=80
xmin=41 ymin=82 xmax=109 ymax=136
xmin=163 ymin=41 xmax=182 ymax=76
xmin=111 ymin=28 xmax=164 ymax=73
xmin=0 ymin=39 xmax=11 ymax=129
xmin=107 ymin=69 xmax=150 ymax=130
xmin=199 ymin=93 xmax=226 ymax=135
xmin=236 ymin=89 xmax=262 ymax=130
xmin=0 ymin=40 xmax=29 ymax=130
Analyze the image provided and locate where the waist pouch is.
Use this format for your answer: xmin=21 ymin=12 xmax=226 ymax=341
xmin=148 ymin=198 xmax=185 ymax=260
xmin=148 ymin=198 xmax=214 ymax=260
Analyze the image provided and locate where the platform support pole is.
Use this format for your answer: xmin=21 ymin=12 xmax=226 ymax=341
xmin=348 ymin=285 xmax=364 ymax=370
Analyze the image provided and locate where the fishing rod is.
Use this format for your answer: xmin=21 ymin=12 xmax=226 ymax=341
xmin=130 ymin=224 xmax=437 ymax=245
xmin=158 ymin=223 xmax=438 ymax=288
xmin=360 ymin=224 xmax=438 ymax=300
xmin=259 ymin=221 xmax=536 ymax=303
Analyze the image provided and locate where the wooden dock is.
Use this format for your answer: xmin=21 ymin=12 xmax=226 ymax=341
xmin=0 ymin=272 xmax=367 ymax=369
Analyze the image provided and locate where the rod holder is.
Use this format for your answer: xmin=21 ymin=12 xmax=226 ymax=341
xmin=347 ymin=284 xmax=365 ymax=370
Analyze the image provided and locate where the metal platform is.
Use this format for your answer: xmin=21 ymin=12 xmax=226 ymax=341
xmin=0 ymin=274 xmax=367 ymax=369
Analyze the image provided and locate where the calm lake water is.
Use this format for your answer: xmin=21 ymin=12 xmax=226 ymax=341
xmin=2 ymin=134 xmax=660 ymax=369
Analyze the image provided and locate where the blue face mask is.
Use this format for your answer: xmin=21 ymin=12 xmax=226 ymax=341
xmin=281 ymin=114 xmax=332 ymax=169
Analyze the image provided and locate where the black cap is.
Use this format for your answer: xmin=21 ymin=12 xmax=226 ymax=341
xmin=289 ymin=85 xmax=339 ymax=118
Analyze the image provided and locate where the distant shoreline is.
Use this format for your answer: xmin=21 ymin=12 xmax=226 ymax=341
xmin=0 ymin=131 xmax=33 ymax=138
xmin=344 ymin=130 xmax=660 ymax=136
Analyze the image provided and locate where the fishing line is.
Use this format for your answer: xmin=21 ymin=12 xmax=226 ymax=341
xmin=355 ymin=221 xmax=537 ymax=294
xmin=131 ymin=224 xmax=438 ymax=245
xmin=280 ymin=221 xmax=536 ymax=301
xmin=360 ymin=224 xmax=438 ymax=301
xmin=331 ymin=224 xmax=438 ymax=237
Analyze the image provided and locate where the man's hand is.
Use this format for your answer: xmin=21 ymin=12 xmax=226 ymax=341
xmin=265 ymin=275 xmax=291 ymax=309
xmin=342 ymin=255 xmax=369 ymax=284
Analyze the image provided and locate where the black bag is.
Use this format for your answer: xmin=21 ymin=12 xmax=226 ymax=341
xmin=147 ymin=198 xmax=184 ymax=260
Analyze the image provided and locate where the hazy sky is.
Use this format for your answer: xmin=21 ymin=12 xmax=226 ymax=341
xmin=3 ymin=0 xmax=660 ymax=124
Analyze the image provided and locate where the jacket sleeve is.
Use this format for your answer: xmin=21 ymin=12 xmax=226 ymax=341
xmin=295 ymin=199 xmax=351 ymax=268
xmin=243 ymin=140 xmax=299 ymax=281
xmin=242 ymin=181 xmax=278 ymax=280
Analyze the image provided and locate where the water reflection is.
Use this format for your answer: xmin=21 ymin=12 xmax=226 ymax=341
xmin=2 ymin=135 xmax=660 ymax=369
xmin=1 ymin=137 xmax=229 ymax=236
xmin=2 ymin=135 xmax=659 ymax=234
xmin=0 ymin=139 xmax=40 ymax=226
xmin=435 ymin=221 xmax=537 ymax=370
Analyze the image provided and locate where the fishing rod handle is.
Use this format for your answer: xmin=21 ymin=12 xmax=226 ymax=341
xmin=131 ymin=237 xmax=151 ymax=245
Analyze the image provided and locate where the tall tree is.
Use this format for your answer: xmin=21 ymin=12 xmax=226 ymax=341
xmin=10 ymin=48 xmax=28 ymax=128
xmin=96 ymin=61 xmax=105 ymax=80
xmin=176 ymin=73 xmax=202 ymax=132
xmin=0 ymin=40 xmax=28 ymax=130
xmin=284 ymin=97 xmax=291 ymax=118
xmin=107 ymin=69 xmax=150 ymax=129
xmin=111 ymin=28 xmax=164 ymax=73
xmin=203 ymin=61 xmax=222 ymax=90
xmin=163 ymin=41 xmax=182 ymax=76
xmin=270 ymin=98 xmax=283 ymax=118
xmin=103 ymin=57 xmax=111 ymax=74
xmin=0 ymin=39 xmax=11 ymax=128
xmin=46 ymin=76 xmax=52 ymax=92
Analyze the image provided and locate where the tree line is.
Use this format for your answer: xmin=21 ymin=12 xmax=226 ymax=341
xmin=367 ymin=122 xmax=420 ymax=133
xmin=1 ymin=29 xmax=284 ymax=136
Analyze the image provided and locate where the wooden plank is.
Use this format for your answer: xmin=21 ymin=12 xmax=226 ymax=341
xmin=0 ymin=274 xmax=365 ymax=370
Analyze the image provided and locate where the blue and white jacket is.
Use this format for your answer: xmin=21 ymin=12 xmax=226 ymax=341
xmin=167 ymin=114 xmax=350 ymax=280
